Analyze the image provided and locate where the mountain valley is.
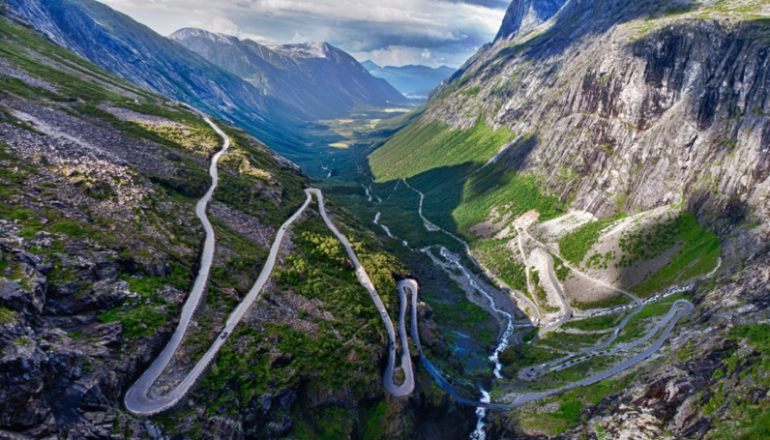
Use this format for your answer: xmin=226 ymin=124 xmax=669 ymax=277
xmin=0 ymin=0 xmax=769 ymax=439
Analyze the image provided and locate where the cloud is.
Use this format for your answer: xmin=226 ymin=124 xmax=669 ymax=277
xmin=98 ymin=0 xmax=509 ymax=67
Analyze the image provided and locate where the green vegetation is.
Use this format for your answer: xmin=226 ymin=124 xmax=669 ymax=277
xmin=277 ymin=226 xmax=381 ymax=320
xmin=425 ymin=280 xmax=497 ymax=347
xmin=0 ymin=306 xmax=17 ymax=324
xmin=586 ymin=250 xmax=615 ymax=270
xmin=99 ymin=304 xmax=172 ymax=339
xmin=531 ymin=269 xmax=559 ymax=313
xmin=214 ymin=125 xmax=307 ymax=226
xmin=572 ymin=294 xmax=631 ymax=310
xmin=562 ymin=314 xmax=621 ymax=332
xmin=363 ymin=401 xmax=388 ymax=439
xmin=704 ymin=323 xmax=770 ymax=438
xmin=511 ymin=374 xmax=635 ymax=436
xmin=73 ymin=104 xmax=187 ymax=150
xmin=559 ymin=216 xmax=621 ymax=265
xmin=195 ymin=214 xmax=399 ymax=420
xmin=474 ymin=239 xmax=528 ymax=291
xmin=291 ymin=406 xmax=354 ymax=440
xmin=99 ymin=263 xmax=191 ymax=339
xmin=370 ymin=118 xmax=516 ymax=182
xmin=454 ymin=172 xmax=564 ymax=233
xmin=430 ymin=297 xmax=491 ymax=329
xmin=539 ymin=329 xmax=607 ymax=350
xmin=632 ymin=213 xmax=721 ymax=295
xmin=522 ymin=328 xmax=538 ymax=343
xmin=499 ymin=344 xmax=564 ymax=377
xmin=613 ymin=294 xmax=685 ymax=344
xmin=0 ymin=19 xmax=140 ymax=103
xmin=551 ymin=252 xmax=570 ymax=281
xmin=120 ymin=262 xmax=191 ymax=298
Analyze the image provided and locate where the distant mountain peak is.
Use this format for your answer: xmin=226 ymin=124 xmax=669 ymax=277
xmin=170 ymin=27 xmax=240 ymax=45
xmin=269 ymin=42 xmax=337 ymax=60
xmin=361 ymin=60 xmax=381 ymax=71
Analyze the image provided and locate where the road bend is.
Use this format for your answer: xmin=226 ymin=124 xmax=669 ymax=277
xmin=124 ymin=111 xmax=230 ymax=415
xmin=125 ymin=127 xmax=414 ymax=415
xmin=402 ymin=280 xmax=694 ymax=410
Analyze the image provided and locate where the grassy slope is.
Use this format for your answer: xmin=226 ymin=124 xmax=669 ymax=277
xmin=369 ymin=118 xmax=516 ymax=182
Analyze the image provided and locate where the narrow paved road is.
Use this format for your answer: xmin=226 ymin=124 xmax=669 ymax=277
xmin=403 ymin=280 xmax=694 ymax=410
xmin=125 ymin=118 xmax=693 ymax=415
xmin=525 ymin=300 xmax=694 ymax=380
xmin=537 ymin=248 xmax=573 ymax=333
xmin=310 ymin=189 xmax=414 ymax=397
xmin=125 ymin=124 xmax=414 ymax=416
xmin=401 ymin=179 xmax=540 ymax=324
xmin=125 ymin=112 xmax=231 ymax=415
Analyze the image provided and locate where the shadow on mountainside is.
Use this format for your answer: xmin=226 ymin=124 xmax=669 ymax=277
xmin=363 ymin=133 xmax=542 ymax=245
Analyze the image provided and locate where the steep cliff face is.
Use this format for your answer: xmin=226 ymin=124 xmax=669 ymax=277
xmin=367 ymin=0 xmax=770 ymax=437
xmin=0 ymin=10 xmax=311 ymax=438
xmin=170 ymin=29 xmax=407 ymax=120
xmin=495 ymin=0 xmax=569 ymax=41
xmin=372 ymin=0 xmax=769 ymax=231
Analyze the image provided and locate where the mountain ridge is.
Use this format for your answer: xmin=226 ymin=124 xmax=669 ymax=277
xmin=3 ymin=0 xmax=314 ymax=156
xmin=363 ymin=61 xmax=456 ymax=97
xmin=367 ymin=0 xmax=770 ymax=436
xmin=170 ymin=28 xmax=408 ymax=120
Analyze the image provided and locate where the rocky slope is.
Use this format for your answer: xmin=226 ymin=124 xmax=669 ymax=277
xmin=170 ymin=29 xmax=407 ymax=120
xmin=0 ymin=10 xmax=472 ymax=440
xmin=367 ymin=0 xmax=770 ymax=437
xmin=495 ymin=0 xmax=569 ymax=41
xmin=371 ymin=0 xmax=769 ymax=248
xmin=3 ymin=0 xmax=312 ymax=156
xmin=362 ymin=62 xmax=455 ymax=98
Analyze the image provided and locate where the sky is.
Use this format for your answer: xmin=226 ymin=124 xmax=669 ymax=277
xmin=98 ymin=0 xmax=511 ymax=68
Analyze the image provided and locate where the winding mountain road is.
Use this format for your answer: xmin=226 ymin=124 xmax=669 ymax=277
xmin=311 ymin=189 xmax=414 ymax=397
xmin=124 ymin=115 xmax=695 ymax=417
xmin=125 ymin=112 xmax=231 ymax=415
xmin=391 ymin=184 xmax=695 ymax=409
xmin=402 ymin=280 xmax=694 ymax=410
xmin=125 ymin=121 xmax=414 ymax=416
xmin=537 ymin=248 xmax=573 ymax=333
xmin=401 ymin=179 xmax=541 ymax=325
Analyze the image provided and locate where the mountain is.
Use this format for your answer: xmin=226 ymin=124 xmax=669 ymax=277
xmin=3 ymin=0 xmax=316 ymax=157
xmin=363 ymin=62 xmax=456 ymax=98
xmin=361 ymin=60 xmax=382 ymax=71
xmin=369 ymin=0 xmax=770 ymax=436
xmin=495 ymin=0 xmax=569 ymax=40
xmin=0 ymin=8 xmax=469 ymax=440
xmin=170 ymin=28 xmax=408 ymax=120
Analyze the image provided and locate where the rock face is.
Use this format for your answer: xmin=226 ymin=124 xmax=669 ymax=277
xmin=369 ymin=0 xmax=770 ymax=438
xmin=375 ymin=0 xmax=770 ymax=226
xmin=495 ymin=0 xmax=569 ymax=41
xmin=0 ymin=7 xmax=473 ymax=440
xmin=170 ymin=28 xmax=407 ymax=120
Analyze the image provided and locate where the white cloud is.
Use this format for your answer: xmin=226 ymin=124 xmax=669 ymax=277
xmin=204 ymin=16 xmax=275 ymax=44
xmin=98 ymin=0 xmax=509 ymax=67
